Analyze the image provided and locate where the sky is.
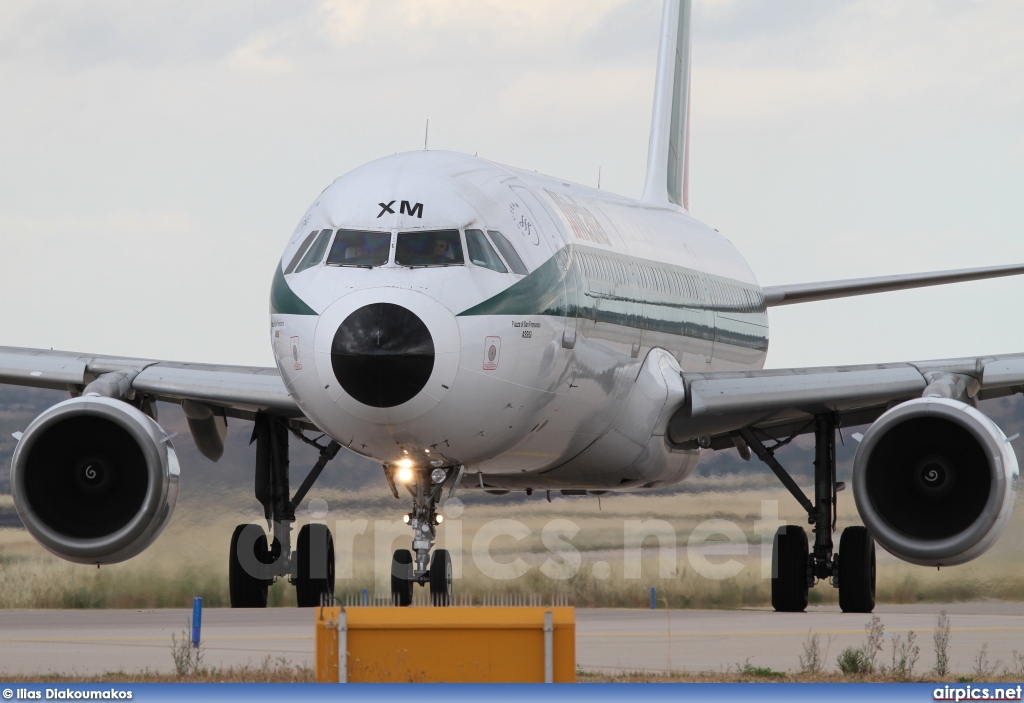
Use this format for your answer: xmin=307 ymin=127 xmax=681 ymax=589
xmin=1 ymin=0 xmax=1023 ymax=370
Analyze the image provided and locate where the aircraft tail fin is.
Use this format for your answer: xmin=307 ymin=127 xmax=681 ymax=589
xmin=641 ymin=0 xmax=693 ymax=210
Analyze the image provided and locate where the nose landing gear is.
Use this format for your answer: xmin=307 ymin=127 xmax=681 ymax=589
xmin=387 ymin=464 xmax=460 ymax=606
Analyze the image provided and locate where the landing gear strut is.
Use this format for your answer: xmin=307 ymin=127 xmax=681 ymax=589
xmin=740 ymin=413 xmax=875 ymax=613
xmin=387 ymin=464 xmax=459 ymax=606
xmin=228 ymin=414 xmax=341 ymax=608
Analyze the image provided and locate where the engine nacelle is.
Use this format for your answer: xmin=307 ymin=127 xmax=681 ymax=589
xmin=852 ymin=397 xmax=1018 ymax=566
xmin=10 ymin=396 xmax=180 ymax=565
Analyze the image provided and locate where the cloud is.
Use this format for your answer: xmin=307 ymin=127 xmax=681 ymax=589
xmin=1 ymin=0 xmax=1023 ymax=368
xmin=693 ymin=1 xmax=1024 ymax=130
xmin=0 ymin=1 xmax=305 ymax=69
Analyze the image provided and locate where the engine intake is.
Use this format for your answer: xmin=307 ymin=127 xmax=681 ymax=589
xmin=852 ymin=397 xmax=1018 ymax=566
xmin=11 ymin=396 xmax=180 ymax=565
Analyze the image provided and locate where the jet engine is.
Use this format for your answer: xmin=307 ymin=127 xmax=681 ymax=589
xmin=852 ymin=397 xmax=1018 ymax=566
xmin=10 ymin=396 xmax=180 ymax=565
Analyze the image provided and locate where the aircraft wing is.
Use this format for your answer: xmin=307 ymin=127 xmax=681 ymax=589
xmin=669 ymin=353 xmax=1024 ymax=451
xmin=763 ymin=262 xmax=1024 ymax=306
xmin=0 ymin=345 xmax=303 ymax=422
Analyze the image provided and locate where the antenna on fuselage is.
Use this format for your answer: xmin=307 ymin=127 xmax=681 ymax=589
xmin=424 ymin=119 xmax=429 ymax=150
xmin=598 ymin=166 xmax=602 ymax=189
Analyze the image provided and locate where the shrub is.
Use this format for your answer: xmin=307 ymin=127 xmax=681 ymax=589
xmin=889 ymin=631 xmax=920 ymax=680
xmin=170 ymin=623 xmax=204 ymax=677
xmin=934 ymin=610 xmax=951 ymax=676
xmin=837 ymin=647 xmax=871 ymax=675
xmin=799 ymin=630 xmax=832 ymax=675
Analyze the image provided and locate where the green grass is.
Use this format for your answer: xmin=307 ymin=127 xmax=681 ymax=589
xmin=736 ymin=659 xmax=786 ymax=678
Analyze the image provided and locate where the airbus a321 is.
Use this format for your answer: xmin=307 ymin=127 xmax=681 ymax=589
xmin=3 ymin=0 xmax=1022 ymax=613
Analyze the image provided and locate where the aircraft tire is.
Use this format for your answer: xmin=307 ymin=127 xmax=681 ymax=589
xmin=391 ymin=549 xmax=414 ymax=607
xmin=838 ymin=526 xmax=876 ymax=613
xmin=771 ymin=525 xmax=809 ymax=612
xmin=295 ymin=523 xmax=335 ymax=607
xmin=429 ymin=549 xmax=453 ymax=606
xmin=229 ymin=524 xmax=270 ymax=608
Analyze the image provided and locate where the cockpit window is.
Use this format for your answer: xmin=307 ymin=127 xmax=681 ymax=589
xmin=487 ymin=230 xmax=528 ymax=275
xmin=395 ymin=229 xmax=464 ymax=267
xmin=294 ymin=229 xmax=333 ymax=273
xmin=284 ymin=230 xmax=319 ymax=275
xmin=326 ymin=230 xmax=391 ymax=267
xmin=465 ymin=229 xmax=507 ymax=273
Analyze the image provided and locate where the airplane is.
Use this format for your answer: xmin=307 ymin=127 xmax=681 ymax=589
xmin=2 ymin=0 xmax=1022 ymax=614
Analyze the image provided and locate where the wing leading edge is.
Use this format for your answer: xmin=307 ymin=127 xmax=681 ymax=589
xmin=763 ymin=262 xmax=1024 ymax=307
xmin=0 ymin=346 xmax=303 ymax=422
xmin=669 ymin=353 xmax=1024 ymax=451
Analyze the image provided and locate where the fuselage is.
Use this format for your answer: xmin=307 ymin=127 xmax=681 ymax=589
xmin=270 ymin=151 xmax=768 ymax=491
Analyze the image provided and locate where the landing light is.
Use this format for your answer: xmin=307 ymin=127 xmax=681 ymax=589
xmin=402 ymin=514 xmax=411 ymax=524
xmin=430 ymin=468 xmax=447 ymax=484
xmin=396 ymin=465 xmax=414 ymax=483
xmin=435 ymin=514 xmax=444 ymax=525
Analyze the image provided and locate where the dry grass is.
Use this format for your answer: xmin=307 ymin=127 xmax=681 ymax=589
xmin=0 ymin=657 xmax=313 ymax=683
xmin=577 ymin=669 xmax=1024 ymax=683
xmin=2 ymin=484 xmax=1024 ymax=609
xmin=4 ymin=666 xmax=1024 ymax=683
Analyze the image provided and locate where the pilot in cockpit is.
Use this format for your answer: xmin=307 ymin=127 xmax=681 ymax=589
xmin=431 ymin=238 xmax=450 ymax=264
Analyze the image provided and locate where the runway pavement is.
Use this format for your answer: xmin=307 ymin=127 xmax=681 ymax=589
xmin=2 ymin=603 xmax=1024 ymax=677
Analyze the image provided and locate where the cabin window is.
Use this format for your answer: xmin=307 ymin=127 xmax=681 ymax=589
xmin=294 ymin=229 xmax=333 ymax=273
xmin=396 ymin=230 xmax=464 ymax=267
xmin=465 ymin=229 xmax=507 ymax=273
xmin=326 ymin=230 xmax=392 ymax=267
xmin=487 ymin=230 xmax=529 ymax=275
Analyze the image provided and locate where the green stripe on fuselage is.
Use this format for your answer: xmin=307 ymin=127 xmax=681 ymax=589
xmin=457 ymin=245 xmax=768 ymax=352
xmin=270 ymin=265 xmax=317 ymax=315
xmin=457 ymin=249 xmax=572 ymax=318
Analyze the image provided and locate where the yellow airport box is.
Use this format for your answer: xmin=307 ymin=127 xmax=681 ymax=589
xmin=315 ymin=606 xmax=575 ymax=683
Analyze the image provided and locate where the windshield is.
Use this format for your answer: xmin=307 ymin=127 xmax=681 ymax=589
xmin=395 ymin=230 xmax=464 ymax=267
xmin=487 ymin=230 xmax=528 ymax=275
xmin=294 ymin=229 xmax=333 ymax=273
xmin=465 ymin=229 xmax=507 ymax=273
xmin=284 ymin=230 xmax=320 ymax=274
xmin=326 ymin=230 xmax=391 ymax=267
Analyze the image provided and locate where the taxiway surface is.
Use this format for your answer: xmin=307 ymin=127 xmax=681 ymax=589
xmin=1 ymin=603 xmax=1023 ymax=676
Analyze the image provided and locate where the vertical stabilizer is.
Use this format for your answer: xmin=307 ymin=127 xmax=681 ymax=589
xmin=641 ymin=0 xmax=693 ymax=210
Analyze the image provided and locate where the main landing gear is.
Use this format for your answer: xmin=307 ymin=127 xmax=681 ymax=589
xmin=229 ymin=414 xmax=341 ymax=608
xmin=739 ymin=414 xmax=876 ymax=613
xmin=386 ymin=463 xmax=460 ymax=606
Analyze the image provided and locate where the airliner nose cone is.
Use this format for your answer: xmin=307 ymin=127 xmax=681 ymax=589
xmin=331 ymin=303 xmax=435 ymax=408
